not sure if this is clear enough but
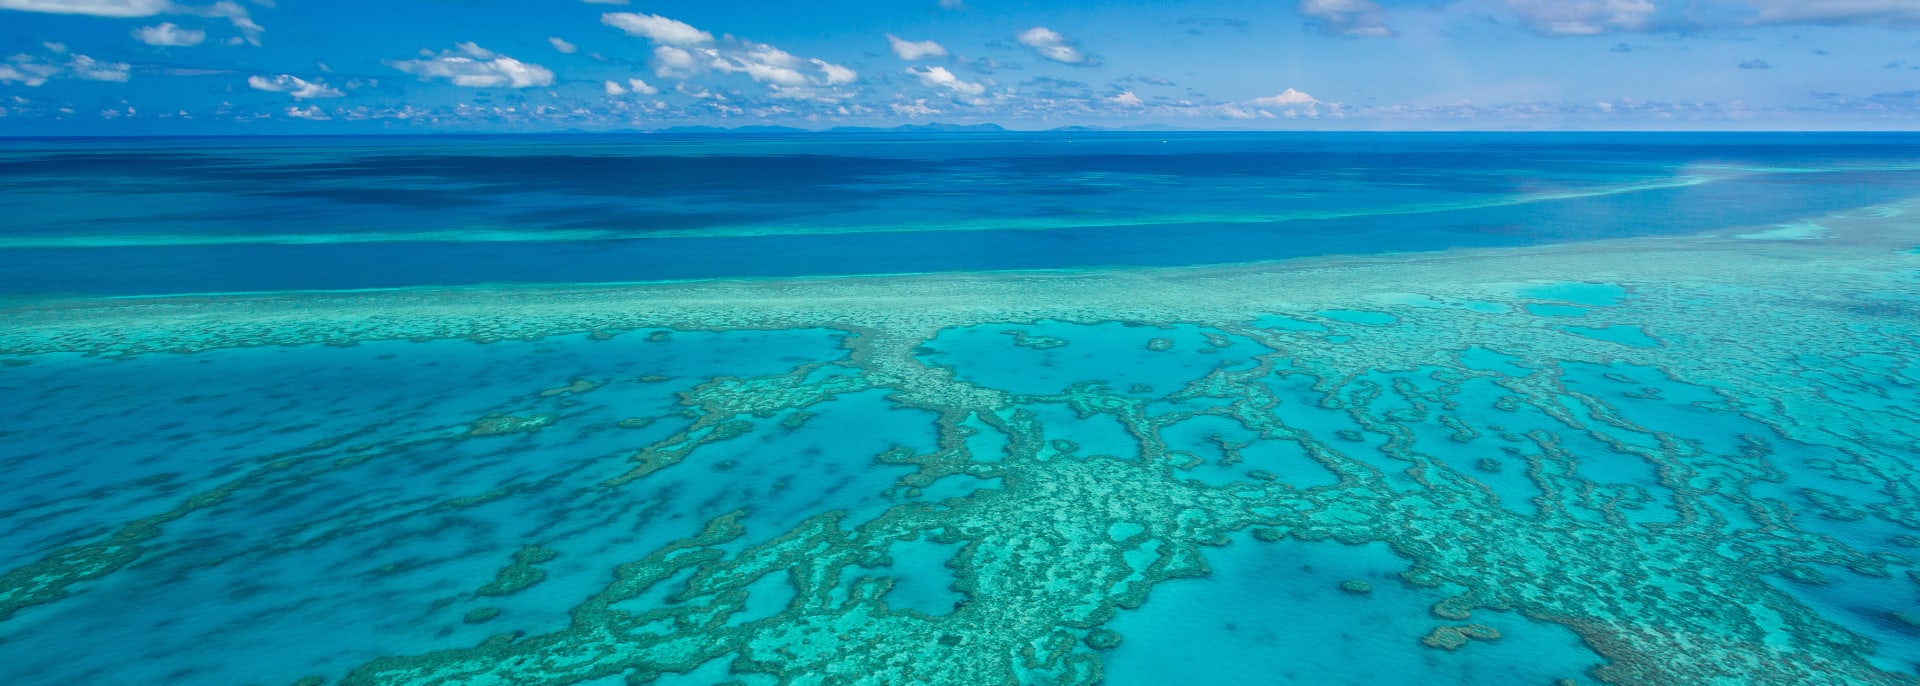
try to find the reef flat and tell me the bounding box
[2,200,1919,685]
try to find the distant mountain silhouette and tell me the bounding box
[615,122,1143,134]
[826,123,1009,133]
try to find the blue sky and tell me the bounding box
[1,0,1918,133]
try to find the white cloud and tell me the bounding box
[1252,88,1318,107]
[185,0,262,45]
[285,105,328,120]
[2,0,262,44]
[1298,0,1392,37]
[812,58,856,85]
[248,73,342,98]
[907,65,984,96]
[711,42,810,86]
[2,51,129,85]
[67,54,129,81]
[652,45,698,77]
[1107,91,1143,107]
[887,34,948,60]
[548,36,577,54]
[602,12,713,46]
[607,14,857,98]
[0,0,172,16]
[1248,88,1325,118]
[454,41,493,59]
[711,47,855,89]
[390,44,555,88]
[134,21,204,46]
[604,77,658,95]
[1016,26,1091,65]
[1504,0,1657,35]
[891,99,941,116]
[0,60,58,87]
[1748,0,1920,27]
[42,41,66,53]
[765,83,858,102]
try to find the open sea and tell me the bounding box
[2,132,1919,685]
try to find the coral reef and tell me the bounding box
[1,201,1918,685]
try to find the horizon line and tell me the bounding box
[6,128,1920,140]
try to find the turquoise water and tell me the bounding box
[1103,535,1607,685]
[3,133,1920,685]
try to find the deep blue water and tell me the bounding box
[4,132,1920,295]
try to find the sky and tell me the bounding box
[1,0,1918,133]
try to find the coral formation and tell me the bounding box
[1,201,1918,685]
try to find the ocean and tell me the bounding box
[1,132,1918,685]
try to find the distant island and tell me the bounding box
[650,123,1012,134]
[546,123,1211,136]
[628,123,1189,134]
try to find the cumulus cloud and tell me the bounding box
[712,43,815,86]
[390,44,554,88]
[1017,26,1093,65]
[651,45,698,78]
[3,0,263,44]
[200,0,262,44]
[675,82,717,99]
[887,34,948,60]
[1504,0,1656,35]
[606,13,859,99]
[248,73,342,98]
[603,77,658,95]
[134,21,204,46]
[1252,88,1319,107]
[285,105,327,119]
[891,98,941,116]
[602,12,713,45]
[1107,91,1143,107]
[0,51,128,85]
[812,58,856,85]
[548,36,577,54]
[67,54,129,81]
[1298,0,1392,37]
[0,59,58,86]
[1249,88,1325,117]
[907,65,984,96]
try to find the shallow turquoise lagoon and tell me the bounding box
[1103,535,1608,686]
[1518,282,1630,307]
